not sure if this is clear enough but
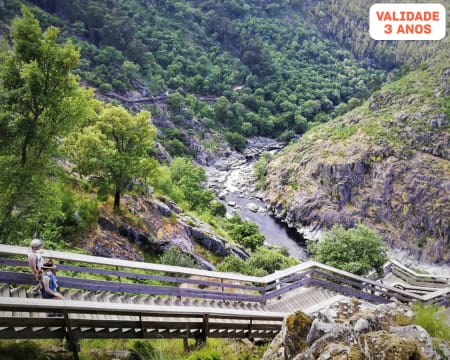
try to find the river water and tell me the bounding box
[205,138,308,261]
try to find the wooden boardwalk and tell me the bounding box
[0,244,449,359]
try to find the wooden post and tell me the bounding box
[247,319,253,340]
[195,314,209,347]
[115,266,121,283]
[64,311,80,360]
[139,313,146,338]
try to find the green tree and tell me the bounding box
[65,105,157,211]
[225,132,247,152]
[0,7,92,241]
[0,6,91,166]
[169,158,214,211]
[307,224,387,276]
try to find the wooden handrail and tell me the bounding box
[0,244,448,306]
[0,244,264,283]
[390,260,450,284]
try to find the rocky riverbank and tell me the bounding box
[205,137,308,260]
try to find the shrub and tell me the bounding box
[209,200,226,217]
[226,219,265,252]
[307,224,387,276]
[254,152,273,184]
[0,341,43,360]
[129,340,155,360]
[160,247,200,269]
[216,255,266,277]
[247,247,298,274]
[225,132,247,152]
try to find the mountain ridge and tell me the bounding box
[265,55,450,264]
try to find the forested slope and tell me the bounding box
[1,0,447,142]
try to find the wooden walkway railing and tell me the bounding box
[0,245,448,306]
[0,244,449,359]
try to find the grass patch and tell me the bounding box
[413,303,450,340]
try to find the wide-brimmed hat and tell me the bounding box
[30,238,43,248]
[41,260,56,269]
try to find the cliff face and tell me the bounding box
[265,59,450,264]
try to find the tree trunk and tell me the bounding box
[114,188,121,212]
[21,141,27,166]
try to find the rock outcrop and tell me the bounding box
[80,194,248,268]
[265,59,450,264]
[262,298,442,360]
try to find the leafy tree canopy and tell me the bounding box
[64,104,157,211]
[0,6,92,242]
[307,224,387,276]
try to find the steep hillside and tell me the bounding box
[303,0,450,69]
[265,55,450,264]
[1,0,445,142]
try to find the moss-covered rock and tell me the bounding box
[360,330,425,360]
[263,299,437,360]
[284,311,312,359]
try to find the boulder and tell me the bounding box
[353,317,370,334]
[306,318,344,346]
[98,217,116,232]
[359,331,424,360]
[266,299,433,360]
[187,225,228,256]
[154,201,172,217]
[284,311,312,359]
[247,202,259,212]
[167,200,182,214]
[390,325,437,359]
[262,332,284,360]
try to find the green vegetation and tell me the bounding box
[217,246,298,276]
[64,104,157,211]
[0,337,267,360]
[225,215,265,252]
[0,340,58,360]
[308,0,448,70]
[0,9,217,248]
[0,6,93,243]
[160,247,200,269]
[150,157,214,212]
[413,303,450,341]
[254,152,273,188]
[307,224,387,276]
[0,0,397,141]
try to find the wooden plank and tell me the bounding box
[0,327,66,340]
[390,260,450,282]
[263,278,311,301]
[0,297,288,319]
[310,278,392,304]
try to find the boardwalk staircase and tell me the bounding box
[0,245,449,359]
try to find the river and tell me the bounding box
[205,137,308,261]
